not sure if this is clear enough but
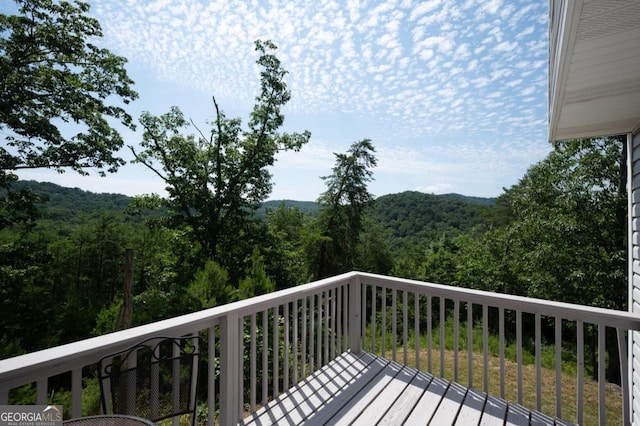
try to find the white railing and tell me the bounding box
[1,272,638,426]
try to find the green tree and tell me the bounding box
[130,40,310,280]
[0,0,137,228]
[307,139,377,278]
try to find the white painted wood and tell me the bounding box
[71,368,82,418]
[241,352,375,426]
[392,289,397,362]
[467,301,473,388]
[429,380,467,424]
[349,364,417,425]
[516,309,523,405]
[249,313,256,411]
[483,304,489,393]
[328,361,402,425]
[273,305,279,397]
[479,395,507,426]
[555,317,562,419]
[599,324,606,425]
[381,286,387,357]
[302,354,390,426]
[207,326,216,426]
[577,320,584,426]
[535,313,541,411]
[283,302,289,390]
[454,298,459,382]
[455,387,486,425]
[348,276,361,354]
[427,294,432,373]
[261,309,268,407]
[403,290,408,366]
[529,409,557,426]
[415,293,420,370]
[403,374,450,424]
[377,370,433,425]
[292,300,298,384]
[440,296,445,378]
[505,401,530,426]
[371,285,376,353]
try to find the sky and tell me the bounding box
[8,0,552,202]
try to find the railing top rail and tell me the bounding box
[0,272,355,390]
[358,272,640,330]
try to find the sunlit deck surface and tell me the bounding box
[241,351,575,426]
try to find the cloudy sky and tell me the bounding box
[9,0,551,201]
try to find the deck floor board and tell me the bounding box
[241,351,576,425]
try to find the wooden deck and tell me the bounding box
[240,351,575,426]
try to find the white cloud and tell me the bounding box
[9,0,551,200]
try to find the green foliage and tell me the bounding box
[308,139,377,279]
[130,40,310,281]
[0,0,137,185]
[187,260,235,309]
[371,191,490,249]
[238,248,275,299]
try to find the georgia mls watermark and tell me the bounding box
[0,406,62,426]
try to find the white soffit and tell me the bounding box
[549,0,640,141]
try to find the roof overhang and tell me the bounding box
[548,0,640,141]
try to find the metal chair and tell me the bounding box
[98,336,201,426]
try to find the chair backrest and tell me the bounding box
[98,336,201,426]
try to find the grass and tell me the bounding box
[363,321,622,426]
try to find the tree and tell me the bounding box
[455,136,627,382]
[130,40,310,280]
[307,139,377,278]
[0,0,137,224]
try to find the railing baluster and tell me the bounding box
[250,313,257,411]
[36,378,46,405]
[555,317,562,419]
[440,296,445,378]
[302,297,307,378]
[403,289,408,366]
[343,284,349,351]
[517,309,523,405]
[617,327,630,426]
[360,283,367,351]
[415,292,420,370]
[309,294,315,371]
[483,304,488,394]
[500,307,505,399]
[382,287,387,358]
[262,309,268,407]
[467,301,473,388]
[336,287,342,355]
[427,294,432,373]
[71,367,82,419]
[317,293,322,369]
[324,290,329,365]
[371,285,377,353]
[392,289,397,362]
[293,300,298,384]
[208,326,216,426]
[284,302,290,390]
[273,306,279,397]
[331,288,336,358]
[577,319,584,425]
[598,324,606,426]
[173,335,182,426]
[349,276,362,353]
[454,298,459,383]
[535,313,541,411]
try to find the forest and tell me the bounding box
[0,0,628,397]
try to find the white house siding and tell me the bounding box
[631,131,640,425]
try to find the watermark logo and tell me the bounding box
[0,406,62,426]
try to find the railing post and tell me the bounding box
[349,274,362,353]
[219,312,241,426]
